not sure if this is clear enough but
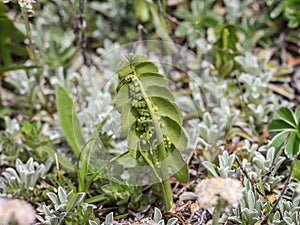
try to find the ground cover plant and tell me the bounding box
[0,0,300,224]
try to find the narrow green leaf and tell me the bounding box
[56,85,85,158]
[74,192,85,207]
[66,192,77,212]
[174,10,194,20]
[85,194,107,204]
[134,0,150,22]
[0,65,38,73]
[285,131,300,159]
[288,18,299,29]
[60,46,77,63]
[270,2,285,18]
[148,3,169,41]
[295,106,300,124]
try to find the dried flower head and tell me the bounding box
[18,0,36,9]
[3,0,36,10]
[195,177,243,208]
[0,198,35,225]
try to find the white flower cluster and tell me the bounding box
[3,0,36,10]
[195,177,243,208]
[0,198,35,225]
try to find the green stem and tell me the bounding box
[20,7,46,115]
[20,7,43,82]
[212,202,223,225]
[134,73,173,211]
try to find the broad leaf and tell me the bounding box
[66,192,85,212]
[116,54,188,186]
[135,62,159,75]
[268,119,295,132]
[202,161,218,177]
[268,131,289,155]
[151,97,182,123]
[56,85,85,158]
[118,57,158,79]
[162,116,187,152]
[120,101,136,135]
[296,106,300,128]
[276,107,297,127]
[167,218,178,225]
[146,86,175,101]
[46,192,59,206]
[292,159,300,182]
[285,131,300,159]
[0,3,27,66]
[167,148,189,183]
[139,73,169,89]
[105,212,114,225]
[116,54,189,211]
[127,130,140,159]
[58,186,68,204]
[154,207,162,222]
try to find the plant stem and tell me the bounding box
[212,202,222,225]
[134,72,173,211]
[20,7,46,115]
[20,7,43,83]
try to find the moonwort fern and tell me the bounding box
[116,53,189,210]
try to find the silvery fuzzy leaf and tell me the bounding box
[179,192,198,201]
